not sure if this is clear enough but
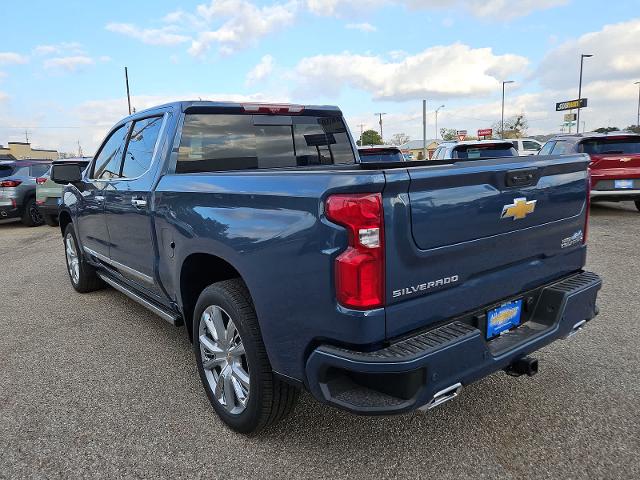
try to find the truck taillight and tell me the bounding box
[0,180,21,187]
[326,193,384,310]
[584,169,591,244]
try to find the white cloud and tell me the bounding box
[0,52,28,65]
[537,18,640,89]
[345,22,377,32]
[33,42,84,56]
[306,0,566,19]
[43,56,95,72]
[188,0,298,56]
[294,44,529,101]
[246,55,275,85]
[106,23,190,46]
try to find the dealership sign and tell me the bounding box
[478,128,492,137]
[564,113,577,122]
[556,98,588,111]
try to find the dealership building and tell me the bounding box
[0,141,58,160]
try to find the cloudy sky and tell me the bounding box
[1,0,639,153]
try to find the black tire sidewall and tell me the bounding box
[22,198,43,227]
[192,283,266,433]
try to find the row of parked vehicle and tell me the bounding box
[360,132,640,211]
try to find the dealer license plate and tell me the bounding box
[614,179,634,189]
[487,300,523,339]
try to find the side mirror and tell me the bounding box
[51,163,83,185]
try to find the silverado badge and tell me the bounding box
[501,197,536,220]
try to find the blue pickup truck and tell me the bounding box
[52,101,601,434]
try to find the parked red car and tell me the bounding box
[539,132,640,211]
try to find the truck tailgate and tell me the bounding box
[383,154,590,338]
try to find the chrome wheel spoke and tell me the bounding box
[228,342,245,357]
[232,364,250,390]
[223,368,236,409]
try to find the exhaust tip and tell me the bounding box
[420,382,463,411]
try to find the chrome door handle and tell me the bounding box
[131,198,147,208]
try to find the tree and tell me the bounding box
[594,126,619,133]
[626,125,640,134]
[388,133,410,146]
[357,129,383,146]
[492,113,528,139]
[440,128,458,141]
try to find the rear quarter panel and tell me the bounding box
[153,169,387,380]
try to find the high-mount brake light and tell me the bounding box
[325,193,384,310]
[241,103,305,114]
[0,180,22,187]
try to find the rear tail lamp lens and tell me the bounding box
[0,180,22,187]
[326,193,384,309]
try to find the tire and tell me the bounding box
[43,213,59,227]
[635,200,640,212]
[193,279,299,434]
[21,198,44,227]
[63,224,104,293]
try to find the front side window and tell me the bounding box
[176,114,355,173]
[30,164,50,177]
[121,116,163,178]
[93,124,129,179]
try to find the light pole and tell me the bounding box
[501,80,514,139]
[374,113,387,142]
[635,81,640,128]
[435,105,445,139]
[576,54,592,134]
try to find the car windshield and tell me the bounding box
[578,137,640,155]
[0,165,15,178]
[358,148,405,163]
[452,144,517,159]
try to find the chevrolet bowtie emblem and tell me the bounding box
[501,197,537,220]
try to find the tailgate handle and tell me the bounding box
[506,168,538,188]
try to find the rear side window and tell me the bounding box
[0,165,15,178]
[176,114,355,173]
[452,144,516,159]
[93,124,129,179]
[511,140,520,150]
[121,116,163,178]
[523,140,541,151]
[30,164,50,177]
[578,137,640,155]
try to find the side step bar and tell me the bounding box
[97,272,182,326]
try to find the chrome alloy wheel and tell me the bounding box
[198,305,250,414]
[65,234,80,285]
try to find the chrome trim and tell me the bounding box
[83,246,154,285]
[420,382,463,411]
[565,319,587,339]
[591,189,640,197]
[97,272,179,325]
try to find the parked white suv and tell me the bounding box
[510,138,543,156]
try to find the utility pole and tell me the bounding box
[422,100,426,160]
[501,80,514,139]
[635,81,640,127]
[77,140,83,157]
[576,54,593,134]
[125,66,132,115]
[374,113,386,142]
[24,129,29,143]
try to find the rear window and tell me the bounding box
[452,144,517,159]
[176,114,355,173]
[0,165,15,178]
[358,148,404,163]
[578,137,640,155]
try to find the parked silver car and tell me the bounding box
[0,159,51,226]
[431,140,518,160]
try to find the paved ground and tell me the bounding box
[1,203,639,480]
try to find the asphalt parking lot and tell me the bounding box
[1,203,639,480]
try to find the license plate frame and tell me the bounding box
[486,299,523,339]
[614,179,634,189]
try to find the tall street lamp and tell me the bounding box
[435,105,445,139]
[501,80,514,139]
[635,81,640,128]
[576,54,593,134]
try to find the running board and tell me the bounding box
[97,272,182,326]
